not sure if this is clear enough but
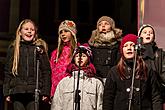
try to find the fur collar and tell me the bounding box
[88,30,121,47]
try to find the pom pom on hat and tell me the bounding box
[120,34,137,55]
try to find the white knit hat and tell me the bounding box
[58,20,77,41]
[138,24,155,41]
[56,20,77,62]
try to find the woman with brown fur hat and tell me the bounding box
[88,16,122,82]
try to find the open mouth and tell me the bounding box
[61,36,67,40]
[102,29,106,31]
[78,61,83,64]
[146,37,150,40]
[25,34,32,38]
[101,29,106,32]
[62,37,67,40]
[126,52,133,55]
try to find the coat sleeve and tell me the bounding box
[103,69,116,110]
[96,79,104,110]
[160,49,165,84]
[3,46,14,96]
[149,68,163,110]
[39,52,51,96]
[51,81,63,110]
[50,50,57,97]
[50,50,57,70]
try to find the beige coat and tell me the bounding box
[51,70,104,110]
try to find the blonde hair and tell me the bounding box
[11,19,45,76]
[55,20,77,62]
[56,33,77,62]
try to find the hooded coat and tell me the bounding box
[88,16,122,78]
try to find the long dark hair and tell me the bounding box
[117,56,147,80]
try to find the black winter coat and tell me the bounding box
[103,65,163,110]
[3,42,51,97]
[90,44,120,78]
[142,43,165,102]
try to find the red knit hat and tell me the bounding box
[120,34,137,55]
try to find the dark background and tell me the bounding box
[0,0,137,59]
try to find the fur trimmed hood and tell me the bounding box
[88,29,122,47]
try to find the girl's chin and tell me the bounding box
[62,39,70,42]
[125,56,134,59]
[24,38,33,42]
[23,36,34,41]
[144,40,152,44]
[76,64,86,67]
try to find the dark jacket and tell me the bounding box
[142,43,165,102]
[0,62,4,87]
[90,43,120,78]
[103,65,163,110]
[3,42,51,97]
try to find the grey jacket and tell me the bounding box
[51,70,104,110]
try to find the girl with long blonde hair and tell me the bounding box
[3,19,51,110]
